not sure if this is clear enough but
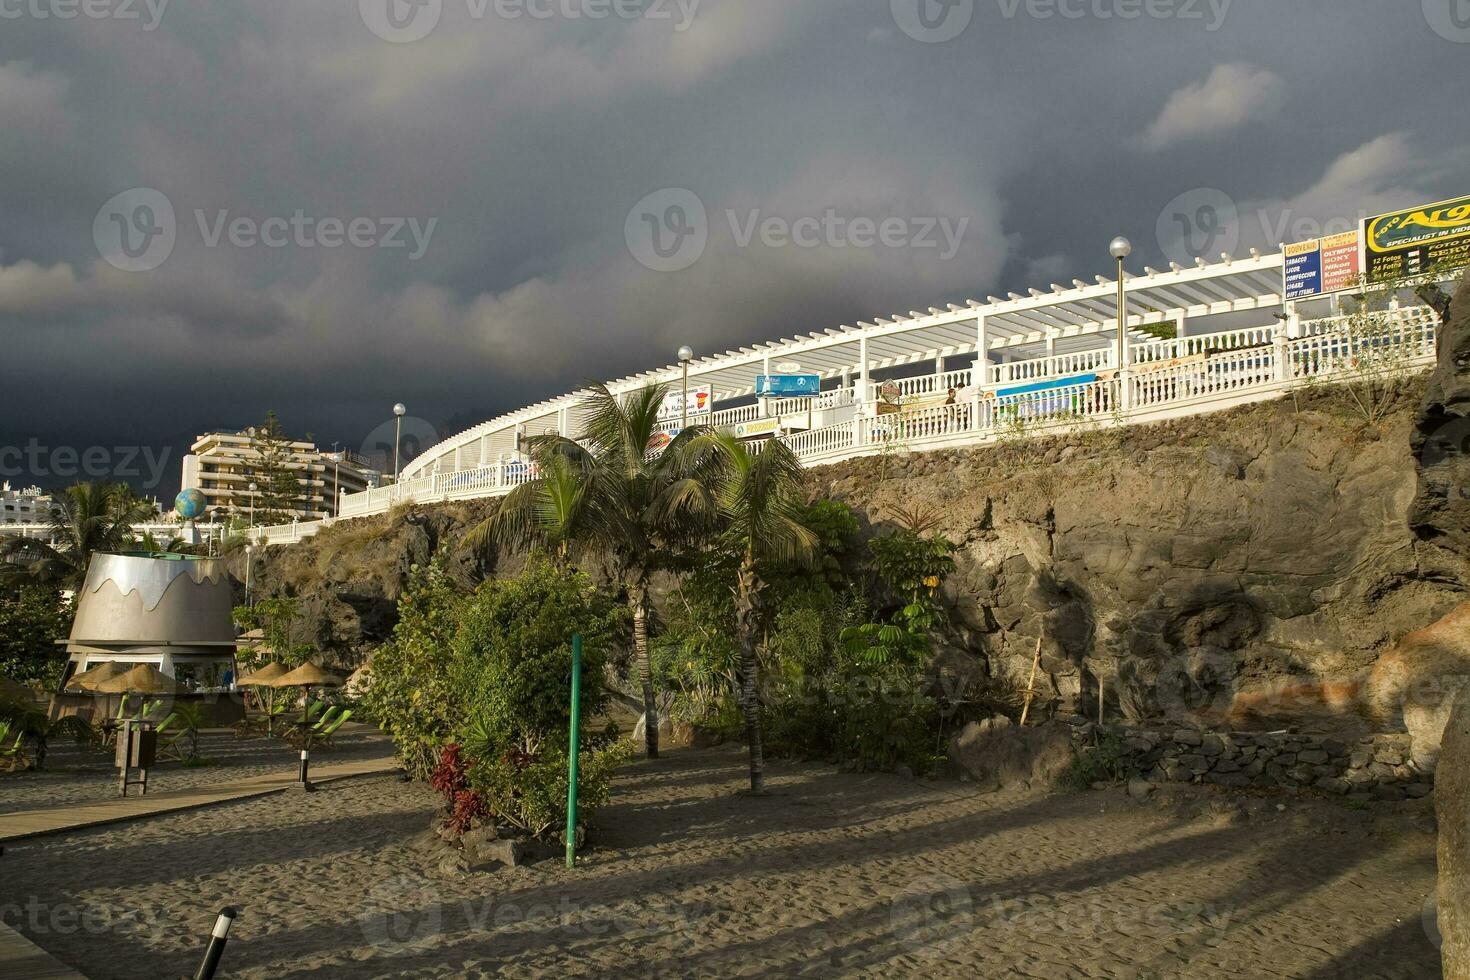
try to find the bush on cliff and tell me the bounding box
[655,502,967,774]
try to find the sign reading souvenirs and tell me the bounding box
[1364,194,1470,282]
[756,375,822,397]
[1283,231,1362,299]
[1283,239,1322,299]
[657,386,711,422]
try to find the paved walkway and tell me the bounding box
[0,755,397,844]
[0,923,87,979]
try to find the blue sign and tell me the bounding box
[757,375,822,397]
[1284,239,1324,300]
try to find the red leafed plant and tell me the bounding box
[448,789,488,834]
[430,744,468,802]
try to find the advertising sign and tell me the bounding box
[1283,239,1323,299]
[1284,232,1363,299]
[658,386,712,422]
[1319,231,1361,293]
[1364,194,1470,282]
[756,375,822,397]
[731,419,781,439]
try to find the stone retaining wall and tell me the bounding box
[1067,719,1432,801]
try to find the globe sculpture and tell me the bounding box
[175,488,206,520]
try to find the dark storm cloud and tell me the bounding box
[1,0,1467,496]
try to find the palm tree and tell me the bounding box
[468,383,716,758]
[0,482,155,588]
[687,432,817,793]
[0,697,95,771]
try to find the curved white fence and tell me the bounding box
[255,306,1439,545]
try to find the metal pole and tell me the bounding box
[192,907,237,980]
[393,415,402,483]
[565,633,583,869]
[1117,256,1126,372]
[681,362,689,430]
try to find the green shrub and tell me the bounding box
[1059,732,1137,790]
[360,558,466,779]
[368,554,633,839]
[467,739,632,839]
[452,558,624,753]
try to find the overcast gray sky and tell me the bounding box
[2,0,1467,497]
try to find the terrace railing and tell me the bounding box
[263,306,1439,540]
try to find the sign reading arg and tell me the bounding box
[1364,194,1470,282]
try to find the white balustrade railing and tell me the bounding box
[255,307,1438,539]
[990,350,1113,385]
[889,368,974,400]
[1130,325,1276,365]
[770,386,857,417]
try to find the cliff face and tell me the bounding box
[238,498,508,663]
[1413,272,1470,556]
[254,315,1468,728]
[814,383,1465,723]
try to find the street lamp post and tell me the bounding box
[392,403,407,484]
[677,346,695,429]
[1110,236,1133,410]
[248,481,257,537]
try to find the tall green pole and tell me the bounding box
[565,633,583,869]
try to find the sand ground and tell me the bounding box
[0,744,1443,978]
[0,729,391,815]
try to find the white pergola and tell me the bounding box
[404,249,1288,478]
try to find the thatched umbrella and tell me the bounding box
[90,664,180,721]
[265,662,344,726]
[66,661,129,692]
[237,661,289,733]
[91,665,179,695]
[237,662,288,686]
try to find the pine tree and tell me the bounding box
[249,411,305,525]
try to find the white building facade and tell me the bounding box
[0,482,55,525]
[180,432,380,522]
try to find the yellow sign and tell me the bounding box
[1365,194,1470,281]
[731,419,780,439]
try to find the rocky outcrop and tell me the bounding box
[236,498,509,666]
[1413,271,1470,557]
[1365,601,1470,770]
[1438,689,1470,979]
[817,382,1464,726]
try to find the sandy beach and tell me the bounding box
[0,744,1441,978]
[0,729,392,816]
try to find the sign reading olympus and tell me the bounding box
[1284,231,1360,300]
[1365,194,1470,282]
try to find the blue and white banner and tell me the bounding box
[756,375,822,397]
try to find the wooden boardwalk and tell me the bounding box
[0,755,397,844]
[0,923,88,979]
